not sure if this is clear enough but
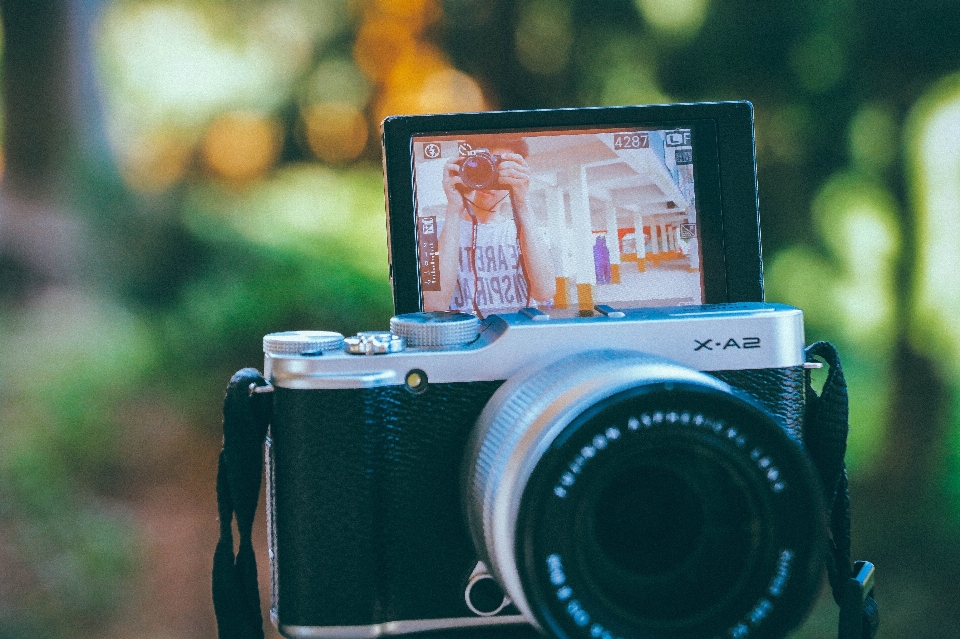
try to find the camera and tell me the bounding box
[262,303,828,639]
[457,148,503,191]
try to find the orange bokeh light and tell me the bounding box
[382,41,449,94]
[370,0,441,30]
[353,17,418,81]
[201,111,283,184]
[118,130,195,193]
[354,0,489,129]
[374,42,481,121]
[374,43,488,121]
[417,68,488,113]
[302,102,369,163]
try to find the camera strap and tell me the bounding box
[461,193,533,319]
[804,342,879,639]
[213,367,273,639]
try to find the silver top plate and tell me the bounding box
[266,303,805,389]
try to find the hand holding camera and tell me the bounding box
[446,149,532,209]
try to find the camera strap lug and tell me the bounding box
[839,561,878,639]
[249,381,275,395]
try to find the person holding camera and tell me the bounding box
[423,137,556,317]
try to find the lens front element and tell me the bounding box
[463,351,825,639]
[460,151,499,190]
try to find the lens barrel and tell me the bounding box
[463,351,826,639]
[460,151,499,190]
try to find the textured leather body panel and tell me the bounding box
[709,365,806,440]
[270,364,806,628]
[271,381,503,627]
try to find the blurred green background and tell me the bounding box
[2,0,960,637]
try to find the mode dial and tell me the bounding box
[389,311,480,348]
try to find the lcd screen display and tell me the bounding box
[410,127,704,318]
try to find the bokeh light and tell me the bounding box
[301,58,372,110]
[353,15,420,82]
[790,31,846,94]
[767,172,900,343]
[372,0,442,25]
[376,41,449,114]
[416,68,488,113]
[906,72,960,518]
[515,0,573,76]
[114,127,195,193]
[201,110,282,183]
[578,34,667,107]
[754,104,811,166]
[353,0,490,123]
[302,102,369,163]
[99,3,276,125]
[634,0,710,37]
[849,103,898,173]
[96,0,339,192]
[765,173,900,473]
[184,164,388,280]
[907,73,960,374]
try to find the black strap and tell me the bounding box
[805,342,879,639]
[213,368,272,639]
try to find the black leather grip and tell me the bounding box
[270,381,503,627]
[709,365,806,440]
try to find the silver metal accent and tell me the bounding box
[464,561,512,617]
[269,369,399,390]
[667,305,777,317]
[463,351,734,625]
[266,303,807,389]
[390,311,480,348]
[264,331,345,356]
[345,332,406,355]
[249,382,275,395]
[520,307,550,321]
[278,615,528,638]
[803,361,824,370]
[594,304,626,318]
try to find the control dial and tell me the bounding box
[389,311,480,348]
[263,331,344,356]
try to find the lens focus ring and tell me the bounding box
[462,350,827,639]
[463,350,733,623]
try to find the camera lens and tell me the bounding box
[463,351,826,639]
[460,152,498,190]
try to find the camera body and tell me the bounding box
[457,148,503,191]
[264,303,827,639]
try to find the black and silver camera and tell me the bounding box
[263,304,828,639]
[457,148,503,191]
[213,103,876,639]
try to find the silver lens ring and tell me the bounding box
[463,350,732,625]
[462,349,826,638]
